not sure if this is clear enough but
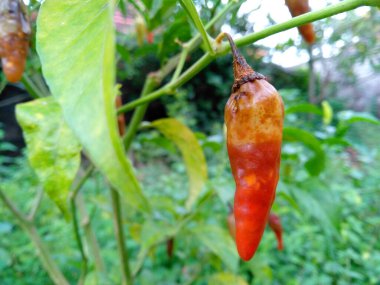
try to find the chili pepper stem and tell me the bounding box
[216,32,254,80]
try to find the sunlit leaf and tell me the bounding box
[16,97,81,218]
[208,273,248,285]
[150,118,208,209]
[283,127,325,176]
[191,224,239,271]
[36,0,150,213]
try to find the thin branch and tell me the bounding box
[21,74,44,99]
[123,76,158,149]
[69,165,95,285]
[77,194,106,275]
[0,189,29,224]
[28,187,44,221]
[72,165,95,199]
[71,197,88,285]
[170,49,188,83]
[110,188,133,285]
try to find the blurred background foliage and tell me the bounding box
[0,0,379,284]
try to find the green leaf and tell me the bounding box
[286,103,323,116]
[322,100,333,125]
[291,188,339,238]
[36,0,150,213]
[191,224,239,271]
[208,273,248,285]
[150,118,208,209]
[16,97,81,218]
[283,127,325,176]
[337,110,380,125]
[337,110,380,136]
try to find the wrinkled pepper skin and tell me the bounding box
[285,0,315,44]
[268,213,284,250]
[224,34,284,261]
[0,0,30,82]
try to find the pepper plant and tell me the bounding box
[0,0,379,284]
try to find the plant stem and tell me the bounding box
[170,49,188,83]
[179,0,214,54]
[27,187,44,221]
[21,74,43,99]
[72,165,95,198]
[110,187,133,285]
[69,165,95,284]
[0,189,70,285]
[123,76,158,149]
[71,196,88,285]
[117,0,378,113]
[118,53,213,113]
[77,194,106,275]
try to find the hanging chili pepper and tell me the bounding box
[0,0,30,82]
[285,0,316,45]
[268,213,284,250]
[222,33,284,261]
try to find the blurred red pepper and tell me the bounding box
[268,213,284,250]
[285,0,316,44]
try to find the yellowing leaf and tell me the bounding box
[150,118,207,209]
[16,97,81,218]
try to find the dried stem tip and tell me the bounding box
[220,33,265,92]
[223,33,254,80]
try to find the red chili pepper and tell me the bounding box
[0,0,30,82]
[285,0,316,45]
[268,213,284,250]
[223,33,284,261]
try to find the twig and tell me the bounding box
[110,188,133,285]
[0,189,29,224]
[71,196,88,285]
[69,165,95,284]
[123,76,158,149]
[77,194,106,275]
[28,187,44,221]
